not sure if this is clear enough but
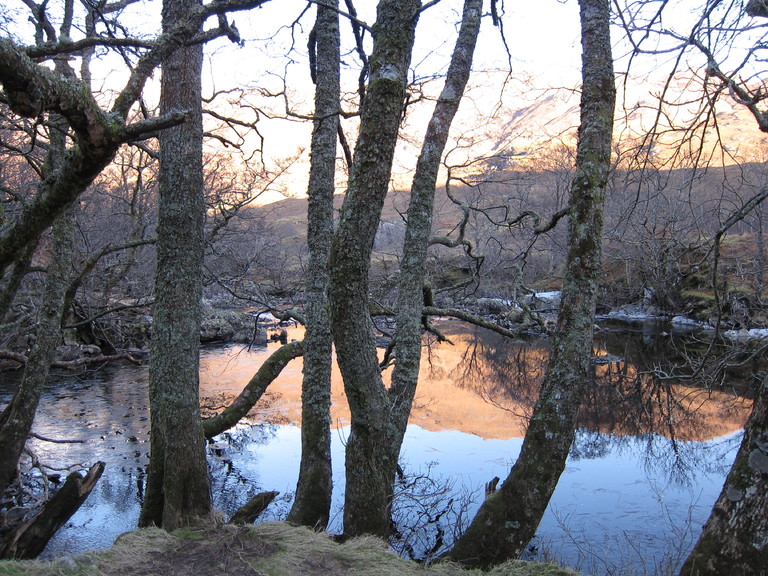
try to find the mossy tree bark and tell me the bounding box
[0,209,73,497]
[0,211,73,496]
[138,0,211,530]
[679,380,768,575]
[0,93,74,497]
[328,0,421,539]
[287,0,339,529]
[676,7,768,574]
[388,0,483,476]
[328,0,482,539]
[448,0,615,567]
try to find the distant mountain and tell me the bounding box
[484,74,768,164]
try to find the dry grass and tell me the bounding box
[0,522,581,576]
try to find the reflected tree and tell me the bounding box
[0,0,275,540]
[613,2,768,572]
[328,0,484,538]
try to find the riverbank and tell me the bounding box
[0,522,579,576]
[2,289,762,373]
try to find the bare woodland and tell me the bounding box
[0,0,767,575]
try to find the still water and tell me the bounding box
[0,320,753,575]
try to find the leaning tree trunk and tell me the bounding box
[287,0,340,529]
[328,0,421,539]
[138,0,211,530]
[0,112,73,497]
[678,380,768,575]
[388,0,483,481]
[0,211,72,496]
[448,0,615,567]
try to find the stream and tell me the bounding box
[0,319,754,576]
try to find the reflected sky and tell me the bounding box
[0,319,753,575]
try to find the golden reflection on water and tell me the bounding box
[199,321,752,441]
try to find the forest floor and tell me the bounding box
[0,522,580,576]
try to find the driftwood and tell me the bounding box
[229,491,279,525]
[0,461,105,559]
[0,349,141,369]
[52,353,142,369]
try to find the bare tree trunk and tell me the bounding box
[388,0,483,479]
[328,0,482,539]
[755,206,764,301]
[328,0,421,539]
[287,0,340,529]
[0,112,73,496]
[679,381,768,575]
[0,212,72,496]
[448,0,615,567]
[138,0,211,530]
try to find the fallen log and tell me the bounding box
[202,340,303,439]
[0,461,105,559]
[0,350,141,369]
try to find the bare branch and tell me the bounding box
[24,37,153,60]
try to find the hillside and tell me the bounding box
[238,161,767,322]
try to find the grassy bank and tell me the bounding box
[0,522,580,576]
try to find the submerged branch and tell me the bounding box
[0,349,142,368]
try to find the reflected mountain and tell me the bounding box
[198,320,752,444]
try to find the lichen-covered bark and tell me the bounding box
[388,0,483,465]
[0,110,73,497]
[138,0,211,531]
[448,0,615,567]
[328,0,421,539]
[679,381,768,575]
[327,0,483,538]
[287,0,339,529]
[0,210,72,496]
[0,38,124,276]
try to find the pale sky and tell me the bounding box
[7,0,761,199]
[195,0,587,198]
[2,0,591,199]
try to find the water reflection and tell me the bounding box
[436,321,751,490]
[428,321,751,441]
[0,320,754,576]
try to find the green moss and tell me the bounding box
[727,452,754,494]
[679,288,715,300]
[170,527,205,540]
[0,564,35,576]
